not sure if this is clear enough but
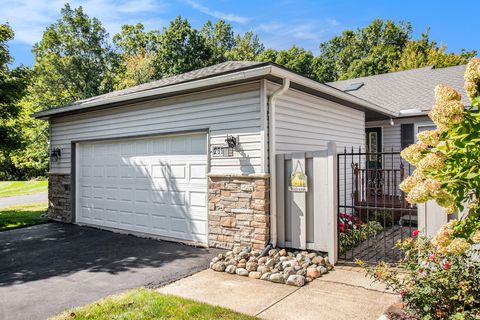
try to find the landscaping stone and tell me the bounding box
[211,262,225,272]
[235,268,249,276]
[210,246,334,287]
[269,273,285,283]
[286,275,305,287]
[225,265,236,274]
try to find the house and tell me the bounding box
[33,61,397,251]
[328,64,470,155]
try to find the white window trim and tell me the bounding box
[414,121,436,141]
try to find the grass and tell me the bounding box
[0,202,48,231]
[51,288,258,320]
[0,181,48,197]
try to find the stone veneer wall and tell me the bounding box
[48,173,72,223]
[208,173,270,250]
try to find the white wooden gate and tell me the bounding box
[275,142,337,262]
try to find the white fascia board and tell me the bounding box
[33,63,399,119]
[33,65,274,119]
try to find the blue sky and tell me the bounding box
[2,0,479,67]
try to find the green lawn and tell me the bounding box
[0,181,48,197]
[51,288,257,320]
[0,202,48,231]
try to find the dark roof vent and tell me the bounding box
[344,82,364,92]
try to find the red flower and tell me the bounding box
[400,290,407,298]
[429,254,435,261]
[412,230,419,237]
[444,260,451,270]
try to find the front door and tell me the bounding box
[366,127,382,197]
[366,127,382,169]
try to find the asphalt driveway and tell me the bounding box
[0,223,222,320]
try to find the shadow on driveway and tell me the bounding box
[0,223,223,320]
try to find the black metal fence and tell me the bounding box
[337,147,417,264]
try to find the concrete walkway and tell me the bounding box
[0,192,47,207]
[158,266,398,320]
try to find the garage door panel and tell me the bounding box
[76,133,208,244]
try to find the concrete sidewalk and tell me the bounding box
[158,266,398,320]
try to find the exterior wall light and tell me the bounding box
[51,148,62,162]
[225,135,238,148]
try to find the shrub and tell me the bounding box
[360,233,480,319]
[339,213,383,253]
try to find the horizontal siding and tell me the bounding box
[268,82,366,214]
[268,82,365,153]
[50,82,263,175]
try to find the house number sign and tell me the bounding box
[211,146,234,158]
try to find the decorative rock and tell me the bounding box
[279,249,287,256]
[211,262,226,272]
[269,273,285,283]
[296,253,303,262]
[233,247,242,254]
[317,266,328,275]
[260,272,271,280]
[268,249,278,257]
[258,257,267,264]
[249,271,262,279]
[286,275,305,287]
[238,251,249,259]
[225,265,237,274]
[312,256,324,265]
[265,258,275,268]
[243,246,252,253]
[283,267,295,277]
[211,257,219,264]
[226,251,233,257]
[306,267,320,279]
[307,252,317,259]
[251,250,260,257]
[246,261,258,272]
[257,266,270,274]
[236,268,249,276]
[305,276,313,283]
[296,269,306,276]
[217,254,225,260]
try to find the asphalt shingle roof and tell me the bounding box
[68,61,265,107]
[327,64,470,113]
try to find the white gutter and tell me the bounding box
[268,78,290,248]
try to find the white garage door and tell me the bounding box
[75,133,208,244]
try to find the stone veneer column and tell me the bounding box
[48,173,72,222]
[208,173,270,250]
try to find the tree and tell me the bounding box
[0,24,31,179]
[258,46,315,78]
[152,17,213,77]
[113,23,159,56]
[114,50,156,90]
[395,32,476,71]
[225,31,264,61]
[314,19,412,81]
[31,4,116,110]
[200,20,235,64]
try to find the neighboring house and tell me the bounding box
[328,65,469,155]
[34,61,396,251]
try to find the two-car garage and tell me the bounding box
[75,132,209,244]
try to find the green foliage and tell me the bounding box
[258,46,315,78]
[0,180,48,197]
[339,220,383,253]
[152,17,213,78]
[31,3,116,110]
[0,24,32,180]
[52,288,258,320]
[361,234,480,319]
[225,31,264,61]
[0,202,48,231]
[200,20,235,64]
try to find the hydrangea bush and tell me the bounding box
[400,58,480,217]
[360,59,480,320]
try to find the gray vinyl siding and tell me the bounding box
[49,82,264,175]
[268,81,366,214]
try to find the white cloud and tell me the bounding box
[0,0,168,45]
[184,0,249,24]
[255,18,343,53]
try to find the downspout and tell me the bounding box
[268,78,290,248]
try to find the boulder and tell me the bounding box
[306,267,320,279]
[269,273,285,283]
[225,265,237,274]
[236,268,249,276]
[211,262,226,272]
[286,275,305,287]
[249,271,262,279]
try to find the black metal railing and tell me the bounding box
[337,147,417,264]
